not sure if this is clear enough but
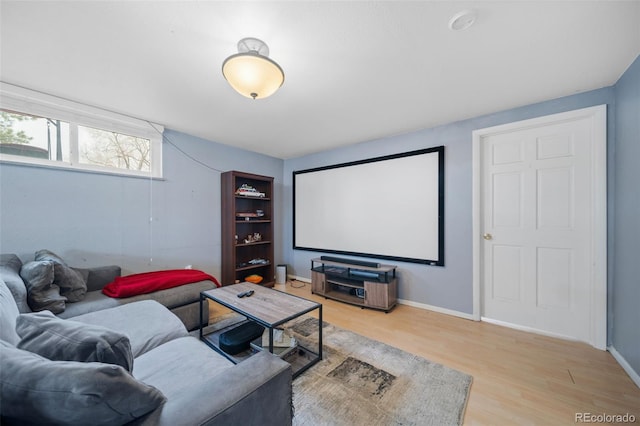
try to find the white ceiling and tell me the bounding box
[1,1,639,159]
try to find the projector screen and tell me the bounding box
[293,147,444,265]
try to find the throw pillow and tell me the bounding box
[19,260,66,314]
[0,279,21,345]
[35,249,87,302]
[0,341,166,426]
[16,310,134,372]
[0,253,30,313]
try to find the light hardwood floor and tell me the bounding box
[254,281,640,425]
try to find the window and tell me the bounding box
[0,111,71,161]
[0,83,163,178]
[77,125,152,172]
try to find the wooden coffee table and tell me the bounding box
[199,282,322,378]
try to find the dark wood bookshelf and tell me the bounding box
[221,171,275,287]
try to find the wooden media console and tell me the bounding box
[310,257,397,312]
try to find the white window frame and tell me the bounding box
[0,82,163,178]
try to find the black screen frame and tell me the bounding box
[292,146,445,266]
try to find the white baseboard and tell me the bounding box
[481,316,587,344]
[289,277,474,320]
[398,298,475,320]
[608,345,640,389]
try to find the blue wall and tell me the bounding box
[612,55,640,376]
[283,88,616,316]
[0,129,284,277]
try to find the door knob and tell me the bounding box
[483,233,493,240]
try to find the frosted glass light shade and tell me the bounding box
[222,51,284,100]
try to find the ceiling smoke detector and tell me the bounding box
[448,10,477,31]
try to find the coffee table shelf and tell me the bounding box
[199,283,323,378]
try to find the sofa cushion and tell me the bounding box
[19,260,66,314]
[0,341,165,426]
[70,300,188,358]
[0,253,30,313]
[169,300,208,332]
[58,280,215,319]
[75,265,122,292]
[132,338,291,426]
[16,310,133,372]
[0,279,20,345]
[35,249,87,302]
[132,336,233,423]
[56,289,121,318]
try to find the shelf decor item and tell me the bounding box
[245,274,263,284]
[234,183,265,197]
[221,171,274,287]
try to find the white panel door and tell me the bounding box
[474,106,607,348]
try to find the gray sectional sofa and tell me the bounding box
[0,253,293,425]
[0,252,215,331]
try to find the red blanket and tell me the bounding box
[102,269,220,298]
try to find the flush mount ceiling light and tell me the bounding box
[222,37,284,100]
[448,9,477,31]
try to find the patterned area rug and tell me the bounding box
[287,317,472,426]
